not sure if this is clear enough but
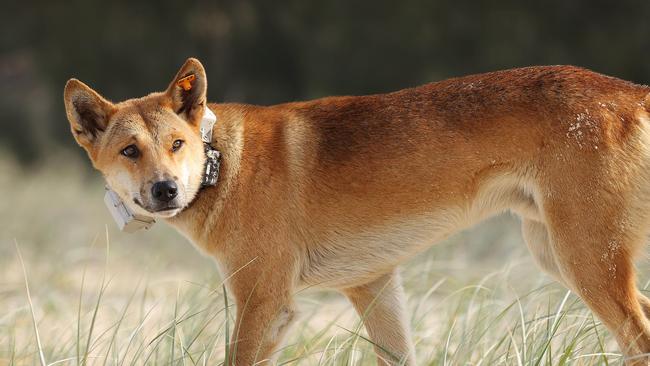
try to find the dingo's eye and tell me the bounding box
[121,144,139,158]
[172,139,184,152]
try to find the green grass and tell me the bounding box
[0,155,643,365]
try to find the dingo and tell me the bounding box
[65,58,650,365]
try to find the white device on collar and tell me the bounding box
[104,107,218,232]
[104,188,156,232]
[200,107,217,143]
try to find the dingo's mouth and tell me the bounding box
[133,198,182,217]
[151,207,182,218]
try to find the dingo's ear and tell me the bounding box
[64,79,116,152]
[166,58,207,125]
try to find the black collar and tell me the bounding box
[201,142,221,187]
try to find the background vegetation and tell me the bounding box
[2,0,650,164]
[2,1,650,365]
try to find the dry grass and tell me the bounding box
[1,154,647,365]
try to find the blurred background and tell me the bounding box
[2,1,650,365]
[2,0,650,165]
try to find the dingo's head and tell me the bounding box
[64,58,209,218]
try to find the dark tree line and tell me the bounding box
[1,0,649,164]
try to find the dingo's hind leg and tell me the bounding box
[522,217,650,327]
[544,196,650,365]
[521,218,567,286]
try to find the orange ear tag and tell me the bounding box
[177,74,196,91]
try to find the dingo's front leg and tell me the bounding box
[342,270,415,366]
[224,255,297,365]
[229,296,296,365]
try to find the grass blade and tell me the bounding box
[15,240,46,366]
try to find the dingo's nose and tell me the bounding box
[151,180,178,202]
